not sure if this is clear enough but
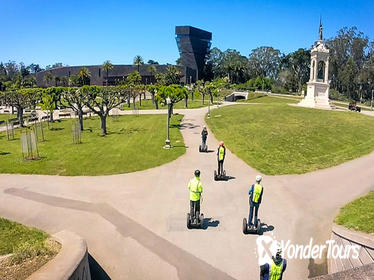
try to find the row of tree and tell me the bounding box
[202,26,374,101]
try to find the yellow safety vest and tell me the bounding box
[269,260,283,280]
[218,146,225,161]
[252,184,263,203]
[188,177,203,201]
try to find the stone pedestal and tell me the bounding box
[298,81,332,109]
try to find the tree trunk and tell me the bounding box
[78,110,84,131]
[11,106,14,114]
[17,107,24,127]
[185,95,188,108]
[191,91,194,101]
[202,94,205,105]
[210,93,213,104]
[155,99,159,109]
[139,94,142,106]
[132,97,136,109]
[100,115,107,135]
[50,111,54,122]
[127,97,130,107]
[169,103,174,116]
[152,93,155,105]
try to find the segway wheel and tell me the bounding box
[223,170,226,177]
[205,145,208,152]
[243,218,248,234]
[187,213,191,229]
[257,219,261,234]
[199,145,202,152]
[199,213,204,229]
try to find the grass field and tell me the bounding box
[207,97,374,174]
[0,114,16,123]
[122,98,214,110]
[0,115,185,175]
[335,191,374,233]
[0,218,60,280]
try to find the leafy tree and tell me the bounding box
[126,71,142,109]
[2,88,40,126]
[102,60,114,86]
[157,66,181,85]
[147,60,159,65]
[147,65,157,84]
[281,48,310,91]
[40,92,55,122]
[248,47,281,80]
[77,67,91,86]
[147,84,159,109]
[43,71,53,87]
[133,55,144,73]
[62,87,86,130]
[156,85,187,115]
[82,86,127,135]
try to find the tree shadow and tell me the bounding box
[180,123,200,130]
[0,152,11,155]
[49,127,64,131]
[202,218,220,230]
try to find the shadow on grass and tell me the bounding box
[0,152,11,155]
[48,127,64,131]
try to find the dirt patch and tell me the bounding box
[0,238,61,280]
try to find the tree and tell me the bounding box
[102,60,114,86]
[248,47,281,80]
[281,48,310,91]
[43,72,53,87]
[147,60,159,65]
[82,86,127,135]
[3,88,40,126]
[77,67,91,86]
[147,84,159,109]
[62,87,86,130]
[40,92,55,122]
[126,71,142,109]
[157,66,181,86]
[147,65,157,85]
[133,55,144,73]
[156,85,187,115]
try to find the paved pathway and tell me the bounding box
[0,104,374,279]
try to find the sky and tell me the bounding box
[1,0,373,68]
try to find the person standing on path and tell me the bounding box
[217,141,226,175]
[188,170,203,220]
[248,175,264,228]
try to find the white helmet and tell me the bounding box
[256,175,262,182]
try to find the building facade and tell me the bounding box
[175,26,212,81]
[35,25,211,87]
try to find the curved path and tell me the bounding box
[1,104,373,279]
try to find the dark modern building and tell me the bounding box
[175,26,212,81]
[35,26,212,87]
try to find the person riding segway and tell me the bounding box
[187,170,204,229]
[260,244,287,280]
[243,175,263,234]
[214,141,226,180]
[199,126,208,152]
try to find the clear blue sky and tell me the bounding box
[1,0,373,67]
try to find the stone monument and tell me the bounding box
[298,20,332,109]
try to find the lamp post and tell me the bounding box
[164,97,171,149]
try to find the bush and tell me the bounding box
[329,89,347,101]
[271,85,289,94]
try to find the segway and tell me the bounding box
[214,169,226,181]
[199,140,208,153]
[242,217,261,234]
[187,202,204,229]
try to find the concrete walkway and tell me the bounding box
[0,105,373,279]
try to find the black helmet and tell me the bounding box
[194,170,200,177]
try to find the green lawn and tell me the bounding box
[0,218,49,256]
[239,95,299,104]
[0,115,185,175]
[0,114,16,123]
[122,98,213,110]
[206,99,374,174]
[335,191,374,233]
